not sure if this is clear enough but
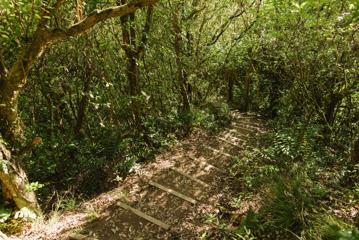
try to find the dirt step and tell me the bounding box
[79,202,168,240]
[152,168,210,201]
[203,140,239,156]
[221,128,251,140]
[149,180,197,204]
[230,122,263,132]
[239,121,263,127]
[230,126,257,135]
[218,134,248,146]
[206,154,233,169]
[197,145,233,160]
[117,201,170,230]
[170,167,210,187]
[216,136,246,150]
[173,156,225,184]
[131,184,193,226]
[232,119,263,126]
[219,130,249,141]
[230,112,260,119]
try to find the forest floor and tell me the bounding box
[15,112,267,240]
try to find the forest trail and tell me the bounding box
[22,111,267,240]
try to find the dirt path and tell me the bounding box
[19,111,266,240]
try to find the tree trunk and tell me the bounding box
[121,11,142,126]
[352,136,359,165]
[244,72,250,112]
[228,77,234,106]
[74,76,91,138]
[0,141,42,216]
[172,10,190,114]
[75,47,92,137]
[0,28,49,143]
[120,3,153,126]
[325,93,341,126]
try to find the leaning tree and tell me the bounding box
[0,0,158,216]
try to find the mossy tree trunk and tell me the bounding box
[0,140,42,216]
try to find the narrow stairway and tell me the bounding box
[68,111,266,240]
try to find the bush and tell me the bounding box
[192,101,231,133]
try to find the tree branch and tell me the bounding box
[183,6,206,21]
[207,0,257,46]
[48,0,159,43]
[75,0,84,22]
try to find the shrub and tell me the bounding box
[261,171,315,233]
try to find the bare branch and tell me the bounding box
[75,0,84,22]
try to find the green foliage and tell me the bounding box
[25,182,44,192]
[261,172,315,232]
[234,226,256,240]
[192,102,231,133]
[0,206,35,234]
[0,205,11,223]
[56,195,78,212]
[304,215,359,240]
[240,208,260,232]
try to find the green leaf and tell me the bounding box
[0,206,11,223]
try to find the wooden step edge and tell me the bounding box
[223,128,250,138]
[216,137,244,149]
[69,233,98,240]
[117,201,171,230]
[232,126,264,135]
[203,146,233,158]
[186,156,225,173]
[219,133,247,142]
[231,116,256,120]
[232,126,257,133]
[232,120,261,126]
[232,123,265,133]
[148,180,197,204]
[170,167,210,187]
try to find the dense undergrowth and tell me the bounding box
[25,102,231,204]
[227,123,359,240]
[202,117,358,240]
